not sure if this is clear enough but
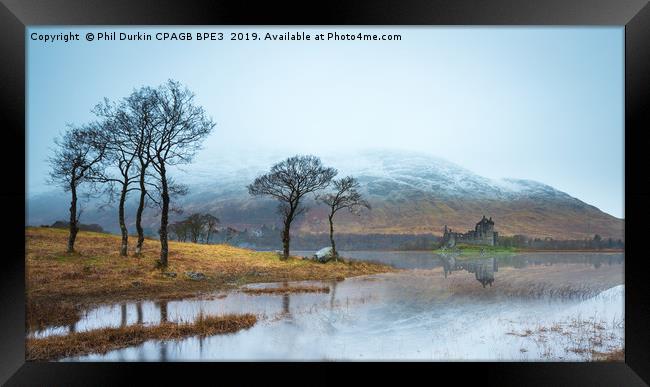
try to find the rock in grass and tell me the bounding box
[163,272,177,278]
[185,271,206,281]
[313,247,335,263]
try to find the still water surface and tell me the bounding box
[43,252,623,361]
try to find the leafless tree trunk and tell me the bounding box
[281,210,295,259]
[118,184,129,256]
[135,169,147,255]
[67,180,79,253]
[328,213,337,260]
[158,164,170,266]
[317,176,370,263]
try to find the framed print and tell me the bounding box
[1,0,649,385]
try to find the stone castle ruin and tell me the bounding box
[442,216,498,247]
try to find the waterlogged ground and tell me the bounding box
[33,252,623,361]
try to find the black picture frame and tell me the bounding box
[2,0,649,385]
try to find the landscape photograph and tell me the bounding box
[25,26,624,361]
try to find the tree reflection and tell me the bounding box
[330,280,338,309]
[120,303,127,327]
[156,300,169,323]
[136,302,143,324]
[160,340,168,361]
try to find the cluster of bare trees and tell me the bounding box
[169,213,220,244]
[248,155,370,260]
[49,80,215,267]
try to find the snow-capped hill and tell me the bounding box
[177,148,571,201]
[309,149,571,201]
[494,178,573,200]
[27,148,623,239]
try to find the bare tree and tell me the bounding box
[94,88,159,256]
[168,213,219,244]
[186,213,205,243]
[248,155,336,260]
[224,226,239,243]
[121,87,158,256]
[318,177,370,260]
[149,80,215,267]
[169,220,189,242]
[93,100,140,256]
[203,214,220,244]
[49,124,106,253]
[125,87,159,256]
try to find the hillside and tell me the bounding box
[27,149,624,240]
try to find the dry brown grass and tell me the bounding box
[508,316,624,361]
[592,348,624,362]
[507,329,534,338]
[26,227,393,327]
[242,285,330,295]
[26,299,80,332]
[26,313,257,361]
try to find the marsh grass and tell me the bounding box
[26,313,257,361]
[26,299,80,332]
[242,285,330,295]
[591,348,624,361]
[508,315,624,361]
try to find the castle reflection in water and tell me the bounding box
[438,254,498,287]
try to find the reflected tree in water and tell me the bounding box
[136,302,143,325]
[156,300,169,323]
[120,303,127,327]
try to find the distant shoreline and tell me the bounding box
[294,248,624,253]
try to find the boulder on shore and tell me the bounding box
[313,247,336,263]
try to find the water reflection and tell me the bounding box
[136,302,143,325]
[439,254,498,287]
[63,279,625,361]
[294,250,624,271]
[281,294,291,317]
[29,252,624,343]
[330,280,338,309]
[160,340,168,362]
[120,303,127,328]
[156,301,169,323]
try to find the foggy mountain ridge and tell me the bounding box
[27,149,623,240]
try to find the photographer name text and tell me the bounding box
[30,31,403,44]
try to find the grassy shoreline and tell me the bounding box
[26,227,394,330]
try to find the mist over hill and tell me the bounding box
[27,149,623,241]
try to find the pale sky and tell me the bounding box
[27,26,624,218]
